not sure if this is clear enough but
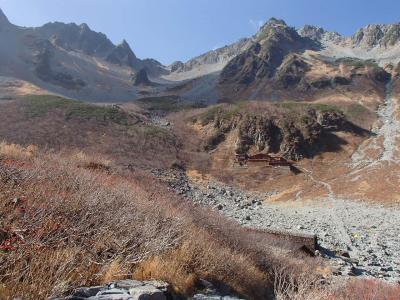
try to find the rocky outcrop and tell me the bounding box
[34,40,86,90]
[106,39,141,69]
[39,21,164,74]
[298,25,326,42]
[351,24,400,48]
[132,69,152,86]
[142,58,169,77]
[41,22,115,57]
[0,8,11,30]
[234,111,324,159]
[55,278,245,300]
[200,105,348,160]
[219,18,317,90]
[299,23,400,49]
[316,110,347,131]
[53,280,170,300]
[170,61,184,72]
[275,54,310,88]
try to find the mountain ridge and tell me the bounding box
[0,7,399,103]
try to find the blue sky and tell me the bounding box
[0,0,399,64]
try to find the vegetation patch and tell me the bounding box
[23,95,130,125]
[196,103,245,126]
[343,103,370,119]
[136,96,205,114]
[335,57,379,69]
[277,101,343,114]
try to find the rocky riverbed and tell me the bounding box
[152,169,400,283]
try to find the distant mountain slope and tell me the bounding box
[216,18,393,103]
[166,38,252,80]
[0,8,167,101]
[0,8,400,104]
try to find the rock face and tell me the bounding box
[200,105,348,160]
[40,22,115,58]
[39,22,160,72]
[219,19,324,98]
[132,69,152,86]
[170,61,184,72]
[352,24,400,48]
[0,9,171,100]
[0,8,11,29]
[233,111,323,159]
[33,40,86,90]
[298,25,327,42]
[275,54,310,88]
[53,280,170,300]
[54,279,245,300]
[106,40,141,69]
[218,18,317,93]
[298,22,400,49]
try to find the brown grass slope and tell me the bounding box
[0,144,399,299]
[0,95,180,169]
[0,143,327,300]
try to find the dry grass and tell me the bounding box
[0,143,327,300]
[330,278,400,300]
[0,148,182,299]
[0,142,37,160]
[0,98,179,169]
[133,234,272,298]
[0,143,396,300]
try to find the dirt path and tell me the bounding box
[299,166,359,258]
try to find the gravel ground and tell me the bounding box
[352,79,400,167]
[152,169,400,283]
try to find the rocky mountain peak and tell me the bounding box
[0,8,11,27]
[298,25,344,44]
[350,23,400,48]
[106,39,139,69]
[256,18,288,39]
[254,17,302,46]
[79,23,90,32]
[170,61,184,72]
[352,24,385,47]
[119,39,131,49]
[298,25,326,41]
[264,17,287,28]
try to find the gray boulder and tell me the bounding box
[129,285,166,300]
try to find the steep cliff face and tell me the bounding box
[351,24,400,48]
[132,69,152,86]
[298,22,400,51]
[33,40,86,90]
[197,104,350,160]
[0,8,11,30]
[106,40,141,69]
[39,22,115,57]
[275,54,310,88]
